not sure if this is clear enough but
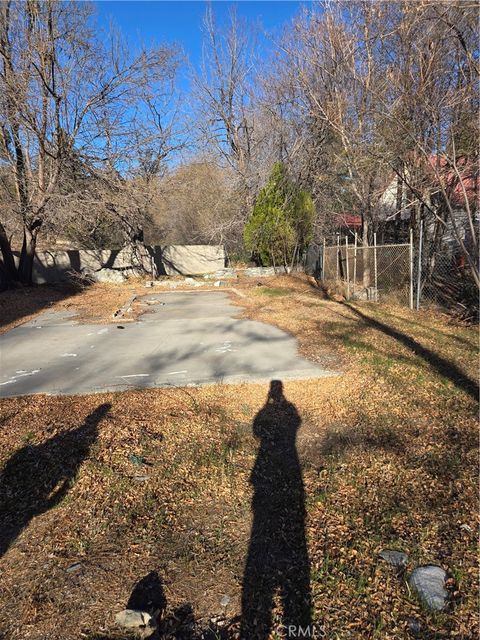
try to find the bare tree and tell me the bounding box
[267,0,477,287]
[0,0,181,286]
[147,158,242,250]
[192,4,258,216]
[268,4,390,245]
[370,0,479,286]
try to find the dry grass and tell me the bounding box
[0,275,478,639]
[0,282,143,335]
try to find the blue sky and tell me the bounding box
[94,1,306,165]
[95,1,304,71]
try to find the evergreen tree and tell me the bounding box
[244,163,314,267]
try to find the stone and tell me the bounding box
[115,609,157,638]
[351,289,368,301]
[66,562,82,573]
[244,266,277,277]
[408,565,448,611]
[378,549,408,568]
[221,270,237,279]
[148,280,179,288]
[406,617,422,636]
[91,268,127,284]
[203,269,237,280]
[220,595,230,607]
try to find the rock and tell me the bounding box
[220,269,237,279]
[406,617,422,636]
[66,562,82,573]
[213,280,221,287]
[204,269,237,280]
[149,280,179,289]
[112,294,137,318]
[351,289,368,301]
[408,565,448,611]
[378,549,409,568]
[244,266,277,277]
[91,268,127,284]
[220,595,230,607]
[115,609,157,638]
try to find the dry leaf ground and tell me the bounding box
[0,276,478,639]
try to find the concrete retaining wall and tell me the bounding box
[151,245,226,276]
[16,245,226,284]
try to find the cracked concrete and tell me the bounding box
[0,291,335,397]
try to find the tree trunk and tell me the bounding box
[18,223,40,285]
[0,220,18,286]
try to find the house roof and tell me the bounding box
[428,156,478,207]
[334,213,362,229]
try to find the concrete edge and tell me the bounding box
[0,369,341,398]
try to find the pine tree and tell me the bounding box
[244,163,314,267]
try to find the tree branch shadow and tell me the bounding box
[0,403,110,558]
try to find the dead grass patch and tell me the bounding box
[0,274,478,639]
[0,283,142,334]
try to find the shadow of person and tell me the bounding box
[123,573,196,639]
[127,570,167,619]
[0,403,110,558]
[241,381,312,639]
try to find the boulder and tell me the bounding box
[408,565,448,611]
[115,609,158,638]
[351,289,369,301]
[90,268,127,284]
[378,549,408,568]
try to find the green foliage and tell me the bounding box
[243,163,315,266]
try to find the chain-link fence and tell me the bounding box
[306,240,412,306]
[416,246,477,320]
[305,235,477,318]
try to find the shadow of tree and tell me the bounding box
[0,403,110,558]
[320,422,406,458]
[241,380,312,639]
[0,281,89,333]
[342,303,478,400]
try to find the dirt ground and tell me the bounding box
[0,282,140,335]
[0,276,478,639]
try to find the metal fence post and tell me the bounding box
[322,238,326,280]
[345,236,350,300]
[336,235,340,281]
[416,219,424,310]
[409,228,414,309]
[353,232,357,297]
[373,232,378,301]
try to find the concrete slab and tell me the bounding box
[0,291,335,397]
